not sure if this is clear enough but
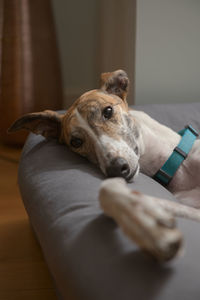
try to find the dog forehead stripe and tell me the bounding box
[75,108,98,141]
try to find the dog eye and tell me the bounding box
[102,106,113,120]
[70,137,83,148]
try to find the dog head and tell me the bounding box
[8,70,141,181]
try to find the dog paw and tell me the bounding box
[99,178,183,261]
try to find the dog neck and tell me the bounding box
[130,110,181,177]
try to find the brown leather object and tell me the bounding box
[0,0,63,146]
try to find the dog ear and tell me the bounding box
[100,69,129,101]
[8,110,63,140]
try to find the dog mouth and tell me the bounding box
[125,165,139,182]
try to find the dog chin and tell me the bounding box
[126,165,140,183]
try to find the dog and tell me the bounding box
[8,70,200,209]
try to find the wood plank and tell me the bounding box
[0,142,21,162]
[0,260,55,291]
[0,289,56,300]
[0,145,57,299]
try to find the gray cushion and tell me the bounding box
[18,102,200,300]
[136,102,200,132]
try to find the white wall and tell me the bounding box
[52,0,136,107]
[52,0,200,106]
[135,0,200,104]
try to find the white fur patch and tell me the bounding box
[99,134,139,174]
[100,135,133,156]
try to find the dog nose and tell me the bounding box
[106,157,130,178]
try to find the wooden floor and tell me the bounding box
[0,143,57,300]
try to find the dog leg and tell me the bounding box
[99,178,183,261]
[174,188,200,209]
[148,192,200,221]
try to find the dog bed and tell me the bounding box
[18,102,200,300]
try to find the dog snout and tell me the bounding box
[106,157,130,179]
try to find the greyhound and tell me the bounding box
[8,70,200,209]
[9,70,200,260]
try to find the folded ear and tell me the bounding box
[8,110,63,140]
[100,69,129,101]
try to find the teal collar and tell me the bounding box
[153,125,199,186]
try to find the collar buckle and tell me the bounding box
[185,125,199,137]
[174,146,187,159]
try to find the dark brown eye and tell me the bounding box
[102,106,113,120]
[70,137,83,148]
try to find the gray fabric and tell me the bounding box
[18,102,200,300]
[135,102,200,132]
